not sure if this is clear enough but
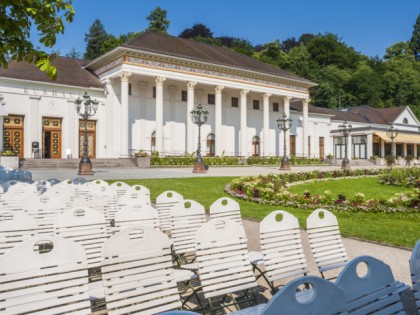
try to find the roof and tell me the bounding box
[290,102,332,115]
[327,105,408,124]
[121,31,315,85]
[0,57,103,89]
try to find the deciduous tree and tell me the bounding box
[179,23,213,39]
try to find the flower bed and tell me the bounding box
[247,156,326,166]
[151,155,242,166]
[379,167,420,188]
[227,170,420,213]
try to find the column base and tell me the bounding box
[78,160,94,176]
[192,161,207,173]
[280,156,291,171]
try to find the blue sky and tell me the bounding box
[48,0,419,58]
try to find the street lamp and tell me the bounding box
[386,124,398,157]
[276,113,293,170]
[75,92,99,175]
[190,104,209,173]
[338,120,352,169]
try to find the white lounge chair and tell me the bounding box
[157,190,184,233]
[109,181,130,199]
[114,203,160,232]
[210,197,242,225]
[410,239,420,311]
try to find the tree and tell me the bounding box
[281,37,299,53]
[66,47,81,59]
[0,0,75,80]
[84,19,109,60]
[99,32,140,55]
[410,14,420,61]
[179,23,213,39]
[146,6,169,34]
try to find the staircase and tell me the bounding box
[21,158,137,169]
[342,159,375,167]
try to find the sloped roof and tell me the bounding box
[327,105,408,124]
[121,31,315,85]
[290,102,332,115]
[0,57,103,88]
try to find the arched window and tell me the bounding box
[151,131,156,153]
[207,133,215,156]
[403,118,408,124]
[252,136,260,157]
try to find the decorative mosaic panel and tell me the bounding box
[79,120,96,131]
[3,115,24,128]
[42,117,62,130]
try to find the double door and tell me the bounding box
[79,120,96,158]
[3,115,24,158]
[42,117,62,159]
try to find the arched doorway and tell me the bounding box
[252,136,260,157]
[207,133,215,156]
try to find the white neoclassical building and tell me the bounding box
[0,31,419,161]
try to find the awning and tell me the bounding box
[374,131,420,144]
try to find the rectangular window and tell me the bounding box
[128,83,132,96]
[253,100,260,110]
[208,94,215,105]
[231,97,239,107]
[182,90,187,102]
[273,102,279,112]
[153,87,156,98]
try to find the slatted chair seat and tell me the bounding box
[157,190,184,233]
[336,255,408,314]
[410,239,420,311]
[306,208,349,279]
[55,207,108,268]
[101,225,182,315]
[196,218,259,312]
[109,181,130,199]
[0,236,91,315]
[0,211,37,255]
[210,197,242,225]
[114,203,160,233]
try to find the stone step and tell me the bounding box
[21,158,137,169]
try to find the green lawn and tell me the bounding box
[109,177,420,248]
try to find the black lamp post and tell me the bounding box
[75,92,99,175]
[386,124,398,157]
[338,121,352,169]
[276,113,293,170]
[190,104,209,173]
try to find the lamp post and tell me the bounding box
[190,104,209,173]
[386,124,398,158]
[75,92,99,175]
[338,121,352,169]
[276,113,293,170]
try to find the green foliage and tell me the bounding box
[146,6,169,34]
[379,167,420,187]
[385,155,396,168]
[411,14,420,61]
[65,47,81,59]
[150,155,241,166]
[0,0,75,80]
[179,23,213,39]
[84,19,109,60]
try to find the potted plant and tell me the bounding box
[406,154,414,167]
[324,154,334,165]
[135,151,151,168]
[0,149,19,169]
[369,154,384,166]
[385,155,396,169]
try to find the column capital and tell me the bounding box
[119,71,132,82]
[186,81,197,90]
[263,93,272,101]
[155,76,166,86]
[215,85,224,94]
[302,98,309,106]
[240,89,249,97]
[283,96,292,103]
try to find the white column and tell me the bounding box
[392,142,396,157]
[119,71,131,157]
[380,139,385,157]
[186,81,197,154]
[403,143,407,157]
[414,144,418,159]
[347,134,352,159]
[283,96,291,156]
[103,79,114,158]
[155,77,166,154]
[168,85,177,154]
[240,89,249,157]
[302,99,309,158]
[367,134,373,159]
[215,85,224,156]
[263,93,271,156]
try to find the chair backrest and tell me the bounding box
[1,179,20,191]
[306,208,349,276]
[335,255,405,314]
[410,240,420,311]
[23,195,67,235]
[171,199,206,255]
[263,276,346,315]
[0,211,37,255]
[47,178,61,186]
[118,185,151,206]
[101,225,181,314]
[1,188,38,211]
[114,203,160,232]
[71,177,88,186]
[7,182,37,194]
[260,210,309,283]
[95,186,119,228]
[195,218,257,299]
[209,197,242,225]
[109,181,130,198]
[0,236,90,314]
[78,179,109,196]
[31,180,52,194]
[156,190,183,232]
[55,207,108,268]
[43,184,77,207]
[70,194,108,217]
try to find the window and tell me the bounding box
[252,136,260,156]
[403,118,408,124]
[208,94,215,105]
[152,87,156,98]
[231,97,239,107]
[151,131,156,152]
[207,133,215,156]
[273,102,279,112]
[181,90,187,102]
[334,137,346,159]
[253,100,260,110]
[128,83,132,96]
[352,135,367,159]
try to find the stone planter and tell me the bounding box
[0,156,19,169]
[136,156,151,168]
[370,158,385,166]
[323,158,334,165]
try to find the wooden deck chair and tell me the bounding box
[78,179,109,196]
[95,186,119,229]
[23,195,67,235]
[109,181,130,199]
[210,197,242,225]
[157,190,184,233]
[263,275,346,315]
[252,210,309,293]
[71,194,108,218]
[1,188,37,212]
[101,225,182,314]
[114,203,160,233]
[0,236,90,315]
[118,184,151,206]
[171,199,206,267]
[306,208,349,279]
[7,182,37,194]
[55,207,108,269]
[43,184,77,207]
[336,255,408,314]
[410,239,420,311]
[196,218,259,313]
[0,211,37,255]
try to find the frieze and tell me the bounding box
[23,88,85,99]
[94,58,122,75]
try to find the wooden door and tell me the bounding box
[42,117,62,159]
[319,137,325,159]
[290,135,296,157]
[79,120,96,158]
[3,115,24,158]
